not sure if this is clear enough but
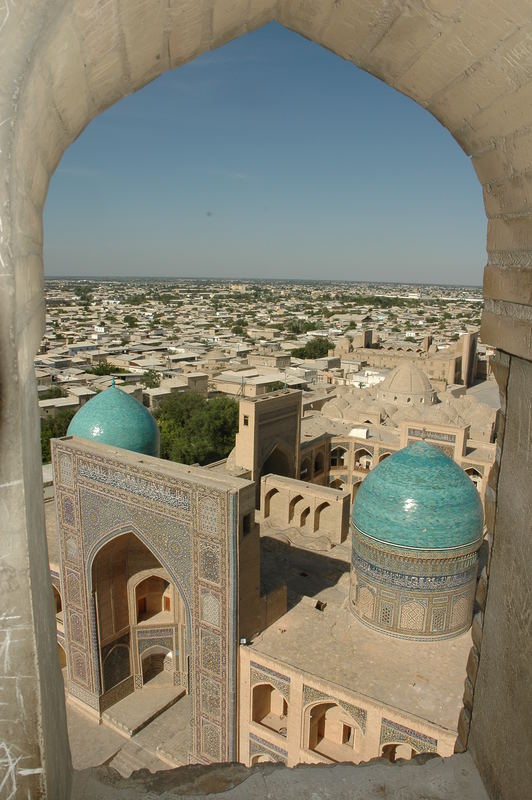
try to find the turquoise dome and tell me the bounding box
[67,383,160,457]
[352,441,483,550]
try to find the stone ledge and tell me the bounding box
[71,752,489,799]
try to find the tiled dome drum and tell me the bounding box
[67,383,160,457]
[350,441,483,640]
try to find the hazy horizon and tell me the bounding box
[44,22,486,285]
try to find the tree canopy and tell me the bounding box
[291,338,333,359]
[41,409,76,463]
[155,392,238,466]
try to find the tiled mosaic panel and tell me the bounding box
[59,453,74,487]
[201,720,221,761]
[200,590,221,628]
[380,718,437,753]
[302,685,367,733]
[201,676,222,719]
[249,732,287,763]
[250,662,291,700]
[52,442,237,764]
[79,486,193,606]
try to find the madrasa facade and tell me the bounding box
[47,368,488,767]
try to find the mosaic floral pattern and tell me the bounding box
[199,495,220,535]
[61,496,76,527]
[380,718,437,753]
[250,661,290,700]
[52,440,240,764]
[59,453,74,487]
[249,732,287,762]
[199,541,221,585]
[201,676,222,718]
[200,590,221,628]
[302,685,367,733]
[201,720,221,761]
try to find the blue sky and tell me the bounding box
[44,22,486,285]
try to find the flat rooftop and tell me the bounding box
[254,528,472,733]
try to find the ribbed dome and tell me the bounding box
[67,383,160,457]
[378,362,435,405]
[352,441,483,550]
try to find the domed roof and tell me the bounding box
[381,362,433,393]
[67,383,160,457]
[378,362,434,403]
[352,441,483,550]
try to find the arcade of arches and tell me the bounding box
[2,2,532,799]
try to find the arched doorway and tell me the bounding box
[264,487,279,519]
[91,532,188,698]
[252,683,288,736]
[141,645,173,687]
[306,702,360,763]
[261,446,292,479]
[289,494,304,523]
[381,743,419,762]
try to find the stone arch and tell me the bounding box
[251,683,288,735]
[261,446,292,481]
[140,644,173,686]
[300,506,311,528]
[357,585,375,621]
[250,754,275,765]
[304,700,362,762]
[354,448,373,470]
[465,467,483,489]
[5,2,532,795]
[288,493,304,523]
[102,643,131,692]
[330,478,345,490]
[263,487,279,519]
[381,743,419,763]
[313,501,331,532]
[85,524,192,635]
[379,452,392,463]
[330,446,348,468]
[314,451,325,475]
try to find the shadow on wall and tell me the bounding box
[260,536,349,611]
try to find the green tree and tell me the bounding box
[291,338,333,359]
[124,314,138,328]
[155,392,238,466]
[39,385,65,400]
[86,362,127,376]
[41,409,77,463]
[141,369,161,388]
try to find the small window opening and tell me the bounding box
[243,415,249,426]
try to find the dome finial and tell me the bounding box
[111,377,115,387]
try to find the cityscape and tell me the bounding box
[3,4,531,800]
[39,275,498,774]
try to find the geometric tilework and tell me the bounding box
[51,439,240,765]
[302,684,367,733]
[200,590,221,628]
[249,732,288,762]
[380,718,437,753]
[250,661,290,701]
[199,495,220,535]
[400,600,425,631]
